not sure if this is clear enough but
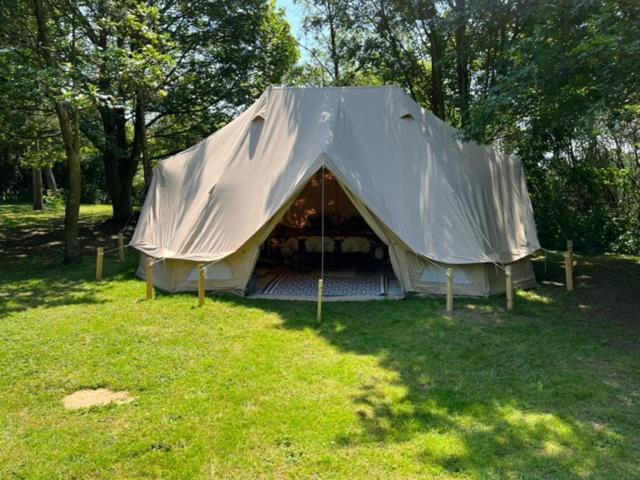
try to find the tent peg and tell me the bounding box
[146,256,154,300]
[564,250,574,292]
[505,265,513,311]
[446,268,454,312]
[118,232,125,262]
[198,263,206,307]
[317,278,324,323]
[96,247,104,281]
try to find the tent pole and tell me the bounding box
[505,265,513,310]
[96,247,104,281]
[146,256,154,300]
[321,165,325,280]
[198,263,206,306]
[318,165,325,322]
[446,268,453,312]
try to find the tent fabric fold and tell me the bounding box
[131,86,540,296]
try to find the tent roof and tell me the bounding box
[131,86,540,264]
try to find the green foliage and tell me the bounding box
[43,188,65,209]
[295,0,640,254]
[465,0,640,253]
[0,0,298,216]
[2,0,638,253]
[148,0,299,158]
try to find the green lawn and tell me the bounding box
[1,204,639,479]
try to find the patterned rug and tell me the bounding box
[262,271,385,298]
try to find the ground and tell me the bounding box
[1,204,639,479]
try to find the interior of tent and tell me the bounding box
[248,169,403,300]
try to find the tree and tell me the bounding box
[3,0,298,227]
[61,0,298,224]
[33,0,83,261]
[293,0,640,253]
[148,1,299,161]
[0,0,84,261]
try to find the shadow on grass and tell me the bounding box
[213,258,640,477]
[0,255,138,317]
[0,204,139,316]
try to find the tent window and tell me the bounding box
[420,265,470,284]
[400,113,414,121]
[248,115,265,158]
[187,262,232,281]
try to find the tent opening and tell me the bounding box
[248,168,403,300]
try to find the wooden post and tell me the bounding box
[564,251,574,292]
[198,264,206,307]
[96,247,104,281]
[146,256,154,300]
[117,232,125,262]
[446,267,453,312]
[505,265,513,311]
[566,239,573,254]
[316,278,324,323]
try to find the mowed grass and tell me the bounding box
[1,205,639,479]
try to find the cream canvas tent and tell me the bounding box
[131,86,540,297]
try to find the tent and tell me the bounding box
[130,86,540,297]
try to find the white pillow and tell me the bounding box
[305,236,335,253]
[342,236,371,253]
[281,237,299,257]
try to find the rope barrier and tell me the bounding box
[422,255,449,273]
[201,259,221,271]
[100,243,132,255]
[149,256,165,266]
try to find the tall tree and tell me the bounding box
[31,0,83,261]
[298,0,363,85]
[33,0,81,262]
[452,0,470,125]
[32,167,43,210]
[68,0,298,224]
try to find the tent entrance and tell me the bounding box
[248,168,402,300]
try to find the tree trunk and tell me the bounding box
[55,102,82,263]
[32,0,81,262]
[100,105,137,224]
[327,2,340,84]
[454,0,470,126]
[32,168,43,210]
[429,26,446,121]
[43,166,58,194]
[136,90,151,189]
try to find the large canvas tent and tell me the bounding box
[131,86,540,297]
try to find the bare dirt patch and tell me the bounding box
[63,389,135,410]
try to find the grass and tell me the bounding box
[1,204,639,479]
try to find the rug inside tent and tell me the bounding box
[249,269,403,301]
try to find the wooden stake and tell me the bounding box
[96,247,104,281]
[564,251,574,292]
[317,278,324,322]
[118,232,125,262]
[505,265,513,311]
[146,256,154,300]
[446,267,453,312]
[198,263,206,307]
